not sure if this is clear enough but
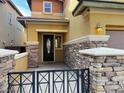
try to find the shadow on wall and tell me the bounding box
[5,46,26,53]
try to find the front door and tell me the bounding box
[43,34,54,62]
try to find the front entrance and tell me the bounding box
[43,34,54,62]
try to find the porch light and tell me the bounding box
[96,24,103,33]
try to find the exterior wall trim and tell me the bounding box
[26,41,39,45]
[90,7,124,15]
[14,52,28,60]
[0,49,18,58]
[79,47,124,56]
[36,29,67,33]
[64,35,110,45]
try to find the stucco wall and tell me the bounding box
[15,54,28,71]
[64,0,90,42]
[31,0,64,19]
[27,23,68,41]
[64,0,124,42]
[89,8,124,35]
[0,3,26,48]
[112,0,124,2]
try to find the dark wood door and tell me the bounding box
[43,35,54,62]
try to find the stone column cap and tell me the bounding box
[64,35,110,45]
[0,49,19,58]
[79,47,124,56]
[14,52,28,60]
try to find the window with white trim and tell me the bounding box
[55,35,62,49]
[43,1,52,14]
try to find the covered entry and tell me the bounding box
[17,17,69,66]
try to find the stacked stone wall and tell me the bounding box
[63,36,124,93]
[84,55,124,93]
[0,55,15,93]
[64,41,107,69]
[26,44,39,68]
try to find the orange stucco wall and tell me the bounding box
[32,0,63,13]
[32,0,42,12]
[31,0,64,19]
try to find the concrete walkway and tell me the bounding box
[29,62,70,71]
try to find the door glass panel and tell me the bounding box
[43,35,54,61]
[46,38,51,54]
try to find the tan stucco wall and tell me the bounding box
[0,3,26,48]
[89,8,124,35]
[112,0,124,2]
[27,23,68,41]
[64,0,90,42]
[55,49,63,62]
[64,0,124,39]
[15,55,28,71]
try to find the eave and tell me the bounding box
[73,0,124,16]
[0,0,6,4]
[17,17,69,28]
[27,0,31,10]
[7,0,23,16]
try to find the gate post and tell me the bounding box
[26,41,39,68]
[0,49,18,93]
[80,47,124,93]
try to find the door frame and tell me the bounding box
[42,33,55,62]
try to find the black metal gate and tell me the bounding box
[8,69,90,93]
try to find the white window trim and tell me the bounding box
[43,1,52,14]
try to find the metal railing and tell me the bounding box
[8,71,35,93]
[8,69,90,93]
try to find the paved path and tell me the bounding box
[29,62,70,71]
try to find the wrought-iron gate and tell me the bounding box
[8,69,90,93]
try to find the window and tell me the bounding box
[43,1,52,14]
[55,35,62,49]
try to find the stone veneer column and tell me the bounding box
[63,35,110,68]
[26,41,39,68]
[0,49,18,93]
[80,47,124,93]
